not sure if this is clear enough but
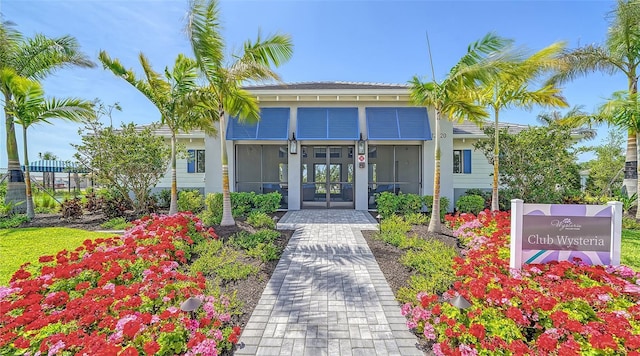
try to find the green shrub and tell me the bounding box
[375,192,400,218]
[190,240,258,282]
[398,193,423,215]
[246,211,276,229]
[423,195,450,221]
[397,240,457,303]
[99,189,132,219]
[623,216,640,230]
[380,214,411,233]
[156,189,171,208]
[178,189,204,213]
[404,212,428,225]
[200,192,282,225]
[456,195,485,214]
[247,242,281,262]
[100,217,131,230]
[0,214,29,229]
[253,192,281,214]
[230,229,279,250]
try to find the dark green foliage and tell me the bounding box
[178,189,204,213]
[456,195,486,214]
[423,196,451,221]
[0,214,29,229]
[398,194,423,216]
[200,192,281,225]
[156,189,171,208]
[474,125,581,204]
[464,189,491,209]
[229,229,279,250]
[61,198,83,219]
[246,211,276,229]
[375,192,401,218]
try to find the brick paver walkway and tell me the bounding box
[235,210,424,356]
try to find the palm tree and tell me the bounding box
[478,42,569,211]
[2,69,94,218]
[0,19,94,213]
[187,0,293,226]
[551,0,640,196]
[597,90,640,217]
[537,106,597,141]
[410,33,510,232]
[39,151,58,190]
[98,52,216,215]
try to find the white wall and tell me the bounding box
[155,138,207,191]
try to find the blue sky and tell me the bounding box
[1,0,625,167]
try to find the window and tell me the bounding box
[187,149,205,173]
[453,149,471,174]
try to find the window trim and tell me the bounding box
[187,149,205,173]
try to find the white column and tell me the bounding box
[355,106,368,210]
[608,201,623,266]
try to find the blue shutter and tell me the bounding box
[397,108,430,140]
[187,149,195,173]
[463,149,472,174]
[256,108,290,140]
[297,108,327,139]
[226,117,258,139]
[327,108,359,139]
[366,107,431,140]
[366,108,400,139]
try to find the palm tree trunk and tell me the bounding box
[428,111,441,233]
[169,132,178,215]
[4,94,26,214]
[22,127,35,219]
[219,111,235,226]
[625,74,638,197]
[635,133,640,220]
[491,107,500,211]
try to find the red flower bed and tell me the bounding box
[0,213,239,356]
[402,210,640,355]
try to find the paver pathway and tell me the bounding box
[235,210,424,356]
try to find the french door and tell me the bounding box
[301,145,354,209]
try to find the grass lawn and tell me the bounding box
[0,228,117,286]
[622,229,640,271]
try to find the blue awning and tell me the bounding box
[296,108,359,140]
[22,160,90,173]
[226,108,290,140]
[366,107,431,140]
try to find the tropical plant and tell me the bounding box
[2,70,94,219]
[551,0,640,197]
[98,52,216,215]
[187,0,293,225]
[39,151,58,190]
[598,91,640,217]
[582,129,626,196]
[409,32,509,232]
[478,42,569,210]
[0,19,94,213]
[73,120,171,214]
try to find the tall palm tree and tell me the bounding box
[0,19,94,213]
[98,52,216,215]
[187,0,293,226]
[2,69,94,218]
[551,0,640,196]
[410,33,510,232]
[479,42,569,211]
[537,106,597,141]
[597,90,640,217]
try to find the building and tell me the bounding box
[153,82,530,211]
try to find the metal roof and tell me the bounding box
[453,121,530,136]
[245,81,409,90]
[22,160,90,173]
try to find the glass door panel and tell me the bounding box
[301,145,354,208]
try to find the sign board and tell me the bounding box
[510,200,622,269]
[358,155,365,163]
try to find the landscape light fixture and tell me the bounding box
[289,133,297,154]
[357,133,366,155]
[376,214,382,232]
[450,295,471,309]
[180,296,203,319]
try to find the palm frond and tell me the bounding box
[549,45,623,85]
[241,31,294,68]
[187,0,225,80]
[223,87,260,124]
[15,34,95,80]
